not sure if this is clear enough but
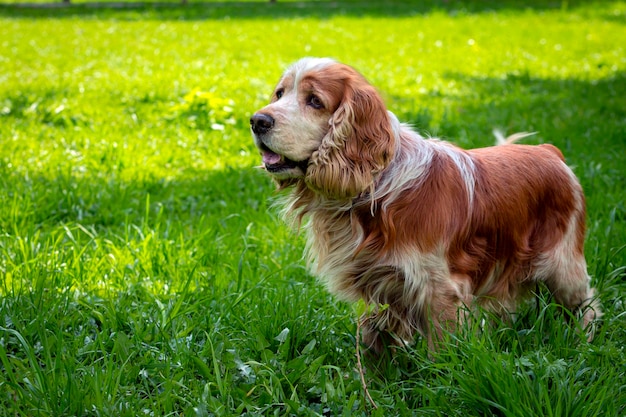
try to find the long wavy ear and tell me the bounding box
[306,76,396,200]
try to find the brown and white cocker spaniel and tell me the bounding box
[250,57,601,353]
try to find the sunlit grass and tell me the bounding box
[0,1,625,415]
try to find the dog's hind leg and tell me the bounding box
[534,212,602,341]
[542,255,601,341]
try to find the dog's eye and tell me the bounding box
[275,88,284,100]
[307,94,324,110]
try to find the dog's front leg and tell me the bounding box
[359,303,419,355]
[356,265,422,355]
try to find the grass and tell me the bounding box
[0,0,625,415]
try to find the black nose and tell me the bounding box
[250,113,274,135]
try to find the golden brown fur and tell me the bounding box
[250,58,601,353]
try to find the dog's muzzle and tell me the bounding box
[250,112,309,175]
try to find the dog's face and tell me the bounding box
[250,58,340,180]
[251,57,396,199]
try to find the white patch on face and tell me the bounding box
[253,58,337,163]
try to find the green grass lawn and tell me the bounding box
[0,1,625,415]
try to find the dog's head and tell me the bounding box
[251,58,396,199]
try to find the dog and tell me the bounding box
[250,57,601,353]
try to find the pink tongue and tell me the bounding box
[262,151,282,165]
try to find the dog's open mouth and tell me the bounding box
[260,144,309,174]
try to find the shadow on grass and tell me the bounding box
[0,0,623,21]
[1,69,623,274]
[0,165,273,235]
[395,71,626,163]
[1,71,624,233]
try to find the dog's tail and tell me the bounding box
[493,129,538,145]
